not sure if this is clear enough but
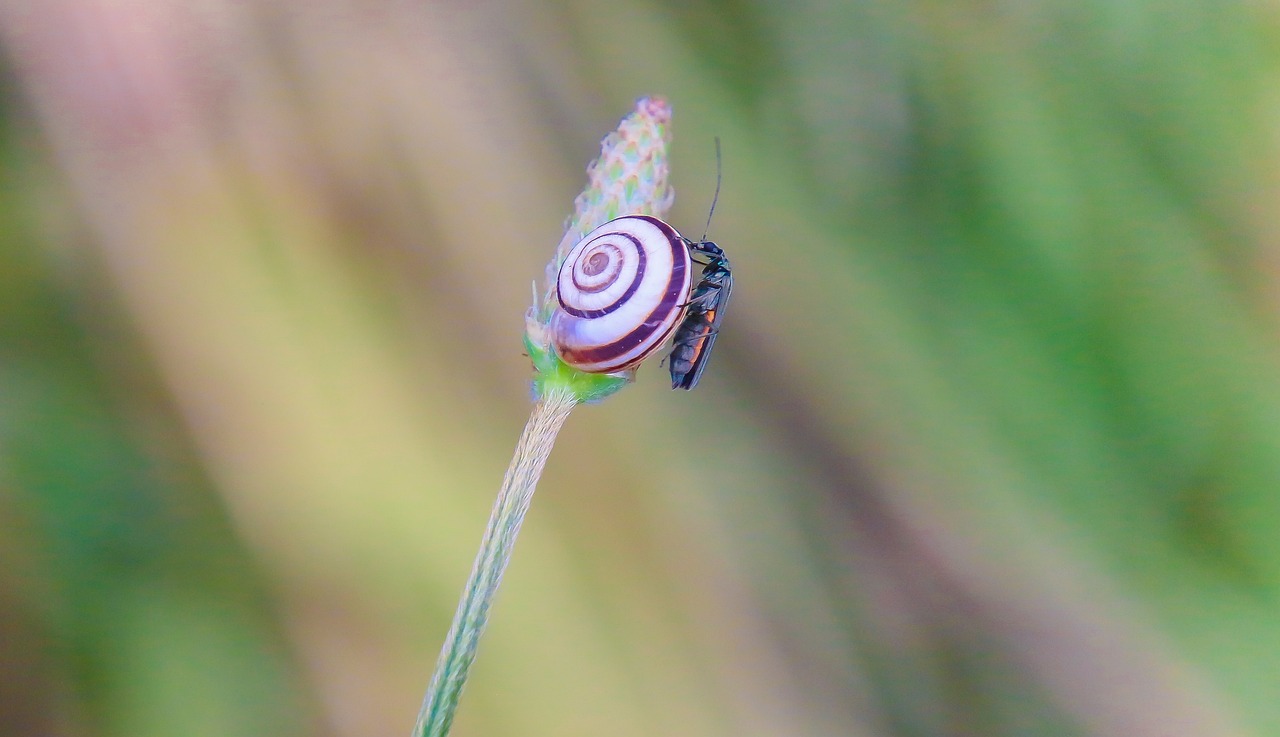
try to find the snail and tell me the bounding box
[551,215,693,374]
[551,215,734,389]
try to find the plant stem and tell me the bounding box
[413,385,578,737]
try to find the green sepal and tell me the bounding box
[525,333,630,404]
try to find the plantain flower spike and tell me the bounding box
[525,96,674,403]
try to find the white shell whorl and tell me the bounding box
[551,215,693,373]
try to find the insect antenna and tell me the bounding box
[698,136,722,245]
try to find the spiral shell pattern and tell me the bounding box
[552,215,693,373]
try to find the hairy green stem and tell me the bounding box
[413,385,578,737]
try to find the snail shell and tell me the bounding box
[552,215,693,373]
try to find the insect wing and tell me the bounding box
[673,272,733,390]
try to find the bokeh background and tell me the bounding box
[3,1,1280,736]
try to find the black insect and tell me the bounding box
[667,137,733,390]
[668,239,733,390]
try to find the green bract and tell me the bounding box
[524,333,631,404]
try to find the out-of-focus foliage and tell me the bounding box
[1,1,1278,736]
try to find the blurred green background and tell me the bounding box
[2,1,1279,735]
